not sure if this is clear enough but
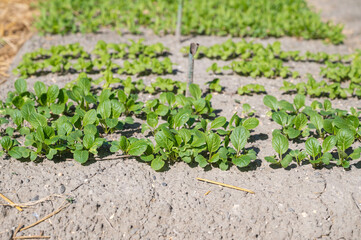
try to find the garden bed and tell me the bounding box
[1,0,361,239]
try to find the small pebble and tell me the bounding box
[288,208,295,212]
[59,184,66,194]
[58,173,63,177]
[162,182,167,186]
[31,195,39,201]
[153,175,156,180]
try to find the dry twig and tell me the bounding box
[196,178,255,194]
[0,193,23,211]
[19,202,71,232]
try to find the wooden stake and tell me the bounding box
[186,42,199,97]
[13,236,50,239]
[176,0,183,42]
[0,193,23,211]
[196,178,255,194]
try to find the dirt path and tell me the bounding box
[1,1,361,239]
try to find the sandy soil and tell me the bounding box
[1,1,361,239]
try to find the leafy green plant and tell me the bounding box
[238,84,266,95]
[35,0,344,44]
[265,131,293,168]
[206,78,223,93]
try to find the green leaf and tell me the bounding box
[14,78,27,94]
[151,156,165,171]
[341,160,350,169]
[209,153,220,163]
[1,136,13,151]
[336,129,354,152]
[195,155,208,168]
[97,100,111,119]
[242,117,259,130]
[230,126,249,153]
[119,136,129,152]
[47,85,59,104]
[272,133,288,156]
[84,124,98,136]
[34,81,47,98]
[74,150,89,164]
[9,147,24,159]
[155,104,169,116]
[21,103,35,121]
[206,133,221,154]
[305,137,321,159]
[83,109,97,126]
[310,113,323,132]
[83,134,95,149]
[128,140,148,156]
[210,116,226,129]
[349,147,361,160]
[272,111,288,126]
[105,118,118,129]
[28,112,47,129]
[265,156,278,163]
[50,103,65,115]
[285,127,300,139]
[189,84,202,100]
[322,135,337,153]
[263,95,278,111]
[293,94,305,111]
[280,154,293,168]
[294,113,308,130]
[174,110,190,128]
[232,155,252,167]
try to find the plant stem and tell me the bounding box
[186,43,199,97]
[176,0,183,43]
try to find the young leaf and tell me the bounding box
[263,95,278,111]
[189,84,202,99]
[272,133,288,157]
[146,112,158,128]
[151,156,165,171]
[242,117,259,130]
[280,154,293,168]
[322,135,337,153]
[230,126,249,154]
[232,155,252,168]
[83,109,97,126]
[336,129,354,152]
[210,116,226,130]
[14,78,27,94]
[206,133,221,154]
[74,150,89,164]
[293,94,305,111]
[305,137,321,160]
[128,140,148,156]
[195,155,208,168]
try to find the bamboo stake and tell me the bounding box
[196,178,255,194]
[175,0,183,42]
[186,42,199,97]
[0,193,23,211]
[13,236,50,239]
[19,203,70,232]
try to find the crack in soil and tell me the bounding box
[315,173,333,239]
[70,161,119,193]
[351,193,361,215]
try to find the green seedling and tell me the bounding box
[265,132,292,168]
